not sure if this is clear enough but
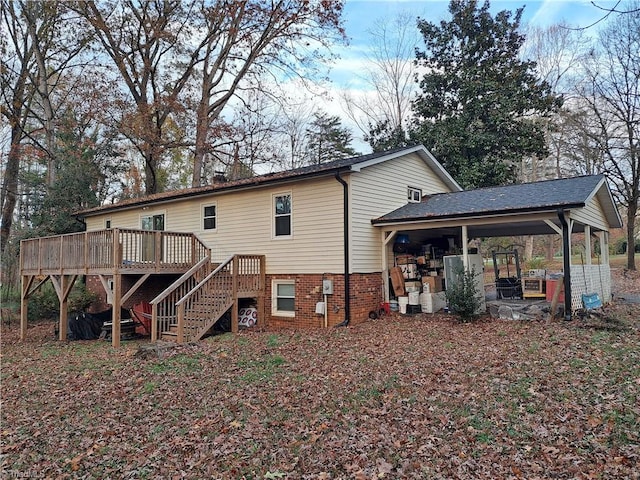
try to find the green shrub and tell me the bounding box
[28,281,97,321]
[525,257,546,270]
[445,265,482,323]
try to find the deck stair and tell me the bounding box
[151,254,264,343]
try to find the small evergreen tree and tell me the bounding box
[305,111,359,165]
[445,265,483,322]
[31,113,111,235]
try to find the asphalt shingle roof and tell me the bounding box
[373,175,606,224]
[79,145,422,216]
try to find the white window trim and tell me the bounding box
[272,192,293,239]
[140,210,167,230]
[201,202,217,232]
[408,186,422,203]
[105,218,112,229]
[272,279,295,317]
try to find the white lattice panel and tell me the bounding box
[569,264,611,311]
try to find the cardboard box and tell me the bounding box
[420,292,447,313]
[390,267,405,296]
[422,275,443,292]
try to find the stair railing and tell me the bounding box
[174,255,236,343]
[149,255,212,341]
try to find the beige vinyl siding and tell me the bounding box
[84,177,344,274]
[350,152,453,273]
[570,196,609,231]
[85,209,163,231]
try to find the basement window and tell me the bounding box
[272,279,295,317]
[408,186,422,203]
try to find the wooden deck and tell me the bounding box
[20,228,210,276]
[19,229,265,347]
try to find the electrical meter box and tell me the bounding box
[322,279,333,295]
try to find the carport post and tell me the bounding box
[461,225,469,269]
[585,226,592,264]
[381,230,397,303]
[558,210,572,320]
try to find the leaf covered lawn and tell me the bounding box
[2,305,639,479]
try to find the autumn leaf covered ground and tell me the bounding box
[2,271,640,479]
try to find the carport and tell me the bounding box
[373,175,623,319]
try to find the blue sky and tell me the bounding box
[324,0,619,150]
[336,0,617,71]
[341,0,619,41]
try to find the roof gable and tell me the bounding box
[373,175,622,229]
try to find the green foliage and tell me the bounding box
[409,0,562,189]
[305,110,359,164]
[612,237,640,255]
[525,257,546,270]
[30,111,120,236]
[28,282,97,321]
[445,265,482,322]
[366,122,411,152]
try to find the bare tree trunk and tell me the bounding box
[0,137,21,254]
[524,236,535,263]
[627,204,638,270]
[192,99,209,187]
[545,236,555,262]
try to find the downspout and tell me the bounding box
[557,209,572,320]
[335,171,350,327]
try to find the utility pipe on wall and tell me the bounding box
[334,171,351,326]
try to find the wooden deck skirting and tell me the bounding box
[20,229,269,347]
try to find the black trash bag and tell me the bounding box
[65,308,131,340]
[67,312,104,340]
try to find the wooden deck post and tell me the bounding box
[231,255,239,333]
[177,303,185,343]
[112,229,122,347]
[112,273,121,348]
[50,275,78,341]
[258,255,266,328]
[20,275,35,341]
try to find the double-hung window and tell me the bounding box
[203,204,217,231]
[273,193,292,237]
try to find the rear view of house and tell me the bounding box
[19,144,622,346]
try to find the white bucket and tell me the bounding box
[398,296,409,314]
[408,291,420,305]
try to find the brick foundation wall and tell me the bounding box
[264,272,383,330]
[86,272,384,330]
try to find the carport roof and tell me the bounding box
[372,174,622,230]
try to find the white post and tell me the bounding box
[585,225,592,265]
[381,230,397,303]
[461,225,469,269]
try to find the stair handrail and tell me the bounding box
[150,255,211,306]
[175,254,235,307]
[149,255,212,341]
[174,254,235,343]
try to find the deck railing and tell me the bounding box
[149,256,213,341]
[20,228,210,275]
[171,254,265,342]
